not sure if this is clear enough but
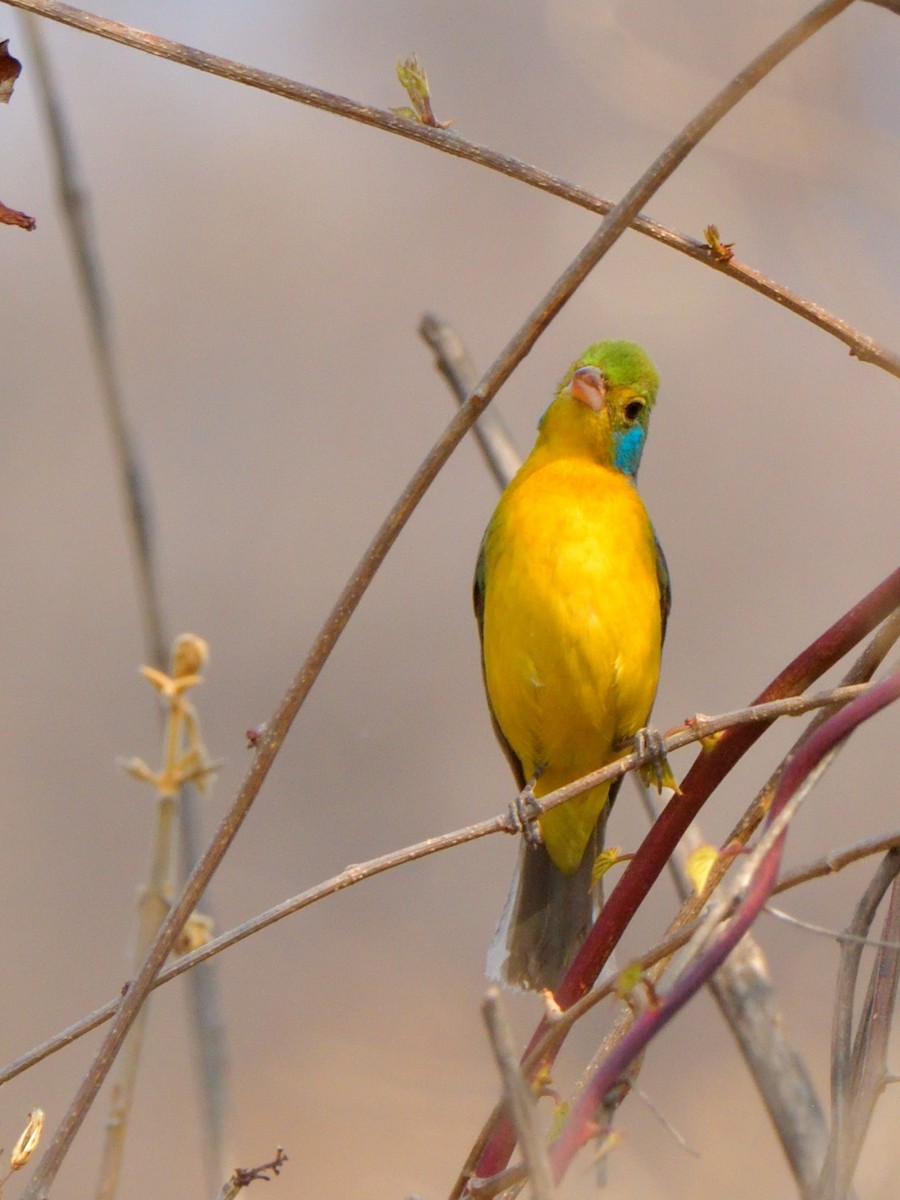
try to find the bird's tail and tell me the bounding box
[486,807,609,993]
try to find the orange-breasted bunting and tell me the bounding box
[475,340,670,991]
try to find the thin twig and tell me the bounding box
[7,1,900,378]
[215,1148,287,1200]
[2,812,898,1102]
[418,314,520,489]
[508,682,871,824]
[765,903,900,951]
[482,990,555,1200]
[18,12,165,667]
[780,830,900,891]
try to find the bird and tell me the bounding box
[474,340,670,991]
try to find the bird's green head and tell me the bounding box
[536,340,659,477]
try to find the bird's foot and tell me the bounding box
[634,726,680,794]
[509,774,544,847]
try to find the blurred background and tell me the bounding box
[0,1,898,1197]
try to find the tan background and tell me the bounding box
[0,1,898,1197]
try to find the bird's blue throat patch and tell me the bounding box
[613,425,646,476]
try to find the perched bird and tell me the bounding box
[475,340,670,991]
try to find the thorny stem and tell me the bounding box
[6,2,899,378]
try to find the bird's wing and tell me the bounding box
[653,530,672,643]
[474,535,527,790]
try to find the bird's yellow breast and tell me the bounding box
[481,456,662,872]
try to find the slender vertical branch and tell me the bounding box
[19,13,165,667]
[482,990,555,1200]
[820,849,900,1198]
[419,314,520,490]
[21,16,230,1191]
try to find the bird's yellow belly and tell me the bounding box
[482,461,662,872]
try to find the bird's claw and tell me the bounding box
[509,777,544,846]
[635,726,680,794]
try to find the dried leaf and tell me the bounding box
[10,1109,44,1170]
[0,199,35,231]
[0,40,22,105]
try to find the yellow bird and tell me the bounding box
[475,341,670,991]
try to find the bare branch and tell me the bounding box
[19,12,166,667]
[6,2,899,376]
[715,935,828,1196]
[779,828,900,892]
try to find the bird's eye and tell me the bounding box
[623,399,644,422]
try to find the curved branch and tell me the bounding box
[6,0,899,377]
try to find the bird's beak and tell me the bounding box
[569,365,606,411]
